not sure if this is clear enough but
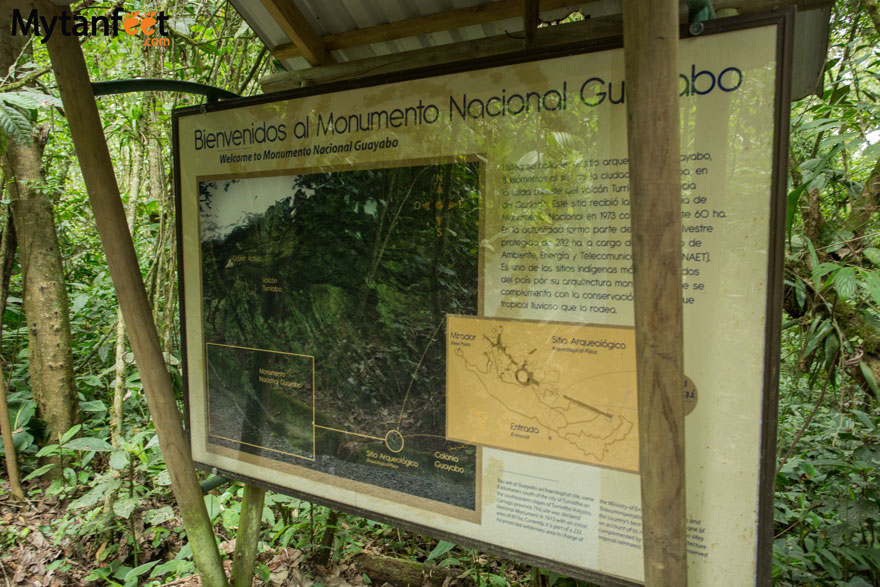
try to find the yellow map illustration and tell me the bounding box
[446,316,639,471]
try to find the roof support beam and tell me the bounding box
[272,0,582,60]
[523,0,540,48]
[260,0,334,65]
[622,0,687,585]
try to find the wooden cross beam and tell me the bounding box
[260,0,334,65]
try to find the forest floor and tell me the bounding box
[0,479,503,587]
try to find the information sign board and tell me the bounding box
[174,13,790,585]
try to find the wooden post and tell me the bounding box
[231,484,266,586]
[621,1,687,585]
[37,2,229,586]
[523,0,540,48]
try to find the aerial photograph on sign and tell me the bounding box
[197,161,482,512]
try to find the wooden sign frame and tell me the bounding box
[174,11,791,585]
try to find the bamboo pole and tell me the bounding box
[37,2,229,586]
[621,1,687,585]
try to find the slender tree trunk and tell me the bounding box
[112,131,145,443]
[864,0,880,37]
[0,211,24,500]
[3,132,79,449]
[844,156,880,236]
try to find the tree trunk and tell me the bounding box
[3,131,79,449]
[864,0,880,38]
[844,156,880,237]
[112,128,145,443]
[1,27,79,452]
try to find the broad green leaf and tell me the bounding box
[150,559,192,579]
[0,103,32,143]
[65,437,114,452]
[12,400,35,428]
[145,434,160,450]
[851,409,875,432]
[825,229,855,254]
[71,293,89,315]
[862,141,880,161]
[112,564,133,581]
[109,450,129,470]
[859,361,880,400]
[10,430,33,453]
[801,144,844,192]
[863,247,880,266]
[23,463,57,481]
[811,262,838,285]
[154,470,172,486]
[427,540,456,561]
[823,333,840,371]
[174,543,193,561]
[221,507,239,531]
[803,320,833,359]
[81,375,104,388]
[60,424,82,444]
[0,93,39,110]
[860,269,880,306]
[831,266,857,300]
[818,131,859,150]
[261,504,275,525]
[798,116,837,132]
[798,462,818,478]
[36,444,59,457]
[113,497,140,519]
[204,494,221,521]
[68,481,120,510]
[124,560,159,587]
[839,499,879,525]
[1,91,61,109]
[793,279,806,310]
[806,238,819,271]
[143,505,175,526]
[79,400,107,413]
[14,90,62,108]
[798,116,838,133]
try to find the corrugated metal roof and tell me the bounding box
[230,0,615,71]
[228,0,830,99]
